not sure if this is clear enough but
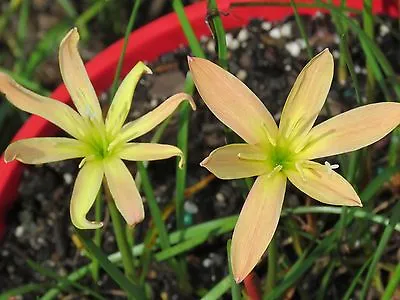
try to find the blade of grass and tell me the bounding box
[382,261,400,300]
[25,22,71,77]
[363,0,375,103]
[172,0,204,58]
[290,0,312,59]
[26,259,105,300]
[57,0,77,18]
[136,162,171,250]
[109,0,141,98]
[207,0,228,69]
[265,237,278,293]
[75,229,145,299]
[107,198,136,282]
[343,257,372,300]
[330,7,362,105]
[75,0,110,39]
[267,166,400,299]
[0,283,49,299]
[316,260,336,300]
[227,239,241,300]
[360,201,400,299]
[43,216,238,299]
[201,276,231,300]
[92,190,103,282]
[14,0,29,74]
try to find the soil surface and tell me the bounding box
[1,13,399,299]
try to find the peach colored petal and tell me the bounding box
[4,137,88,164]
[299,102,400,159]
[188,57,278,146]
[0,72,85,139]
[286,161,362,207]
[106,62,152,137]
[231,173,286,282]
[200,144,269,179]
[70,160,104,229]
[59,28,103,122]
[114,93,195,144]
[279,49,333,142]
[103,158,144,226]
[119,143,184,168]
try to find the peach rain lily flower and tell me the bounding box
[188,49,400,282]
[0,28,195,230]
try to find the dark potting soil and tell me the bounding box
[1,14,400,299]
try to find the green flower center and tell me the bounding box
[269,139,297,172]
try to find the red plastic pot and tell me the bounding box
[0,0,398,238]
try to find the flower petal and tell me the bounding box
[279,49,333,141]
[70,160,103,229]
[200,144,269,179]
[59,28,103,122]
[188,57,278,145]
[106,62,152,137]
[231,173,286,283]
[103,158,144,226]
[0,72,85,139]
[4,137,88,164]
[286,161,362,206]
[299,102,400,159]
[119,143,184,168]
[114,93,195,144]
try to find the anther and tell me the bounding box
[78,157,87,169]
[267,165,283,178]
[295,161,307,182]
[324,161,339,175]
[262,123,276,146]
[238,152,266,161]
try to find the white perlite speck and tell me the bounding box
[269,27,281,39]
[285,41,301,57]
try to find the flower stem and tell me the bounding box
[91,190,103,282]
[106,187,135,282]
[264,237,278,294]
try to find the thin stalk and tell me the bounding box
[92,191,103,282]
[107,195,135,281]
[136,162,171,250]
[382,262,400,300]
[109,0,141,98]
[360,201,400,299]
[42,198,400,299]
[227,240,241,299]
[265,237,278,294]
[363,0,375,103]
[171,0,204,57]
[290,0,312,59]
[207,0,228,69]
[337,0,348,85]
[201,276,231,300]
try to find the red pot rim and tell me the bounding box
[0,0,397,238]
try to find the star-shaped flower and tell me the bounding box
[188,49,400,282]
[0,28,195,229]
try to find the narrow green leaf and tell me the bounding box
[201,276,231,300]
[382,262,400,300]
[207,0,228,69]
[360,201,400,298]
[75,229,145,299]
[290,0,312,59]
[227,239,241,300]
[343,257,372,300]
[27,259,105,300]
[0,283,48,299]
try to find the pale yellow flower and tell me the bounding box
[0,28,195,230]
[188,49,400,282]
